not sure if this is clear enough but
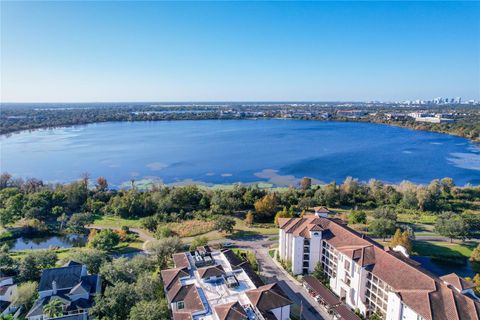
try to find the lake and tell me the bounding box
[412,256,480,278]
[7,234,87,251]
[1,120,479,187]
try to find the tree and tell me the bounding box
[18,251,57,282]
[67,212,93,233]
[96,176,109,192]
[30,250,57,269]
[0,252,16,275]
[92,282,139,320]
[155,225,174,239]
[312,262,328,285]
[13,281,38,309]
[134,272,163,301]
[89,229,120,251]
[348,210,367,224]
[62,249,109,274]
[390,229,412,254]
[145,237,183,268]
[129,300,170,320]
[245,251,258,271]
[400,230,412,254]
[141,216,158,233]
[390,229,403,248]
[369,207,397,241]
[300,177,312,191]
[434,212,468,242]
[214,216,236,234]
[245,210,254,227]
[56,212,68,231]
[254,193,278,221]
[471,243,480,262]
[465,274,480,295]
[43,298,64,318]
[18,255,40,282]
[189,236,208,251]
[369,313,382,320]
[274,207,293,226]
[0,193,23,225]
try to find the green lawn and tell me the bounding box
[91,214,144,229]
[412,240,478,258]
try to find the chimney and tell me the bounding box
[52,280,57,294]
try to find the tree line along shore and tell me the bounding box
[1,104,479,141]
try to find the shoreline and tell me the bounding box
[2,117,479,143]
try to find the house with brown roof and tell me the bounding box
[161,248,292,320]
[278,213,480,320]
[0,276,18,317]
[245,283,292,320]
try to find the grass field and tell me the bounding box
[412,240,478,258]
[91,214,144,229]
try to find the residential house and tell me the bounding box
[161,246,292,320]
[26,261,101,320]
[0,276,18,316]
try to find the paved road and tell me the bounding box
[255,248,332,320]
[87,225,156,241]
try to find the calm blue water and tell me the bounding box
[1,120,479,187]
[7,234,87,250]
[412,256,480,278]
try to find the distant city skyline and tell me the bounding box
[1,1,479,102]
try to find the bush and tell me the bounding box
[348,210,367,224]
[89,229,120,251]
[155,226,174,239]
[189,236,208,251]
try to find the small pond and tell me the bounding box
[412,256,480,278]
[7,234,87,250]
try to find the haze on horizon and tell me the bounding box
[1,1,479,103]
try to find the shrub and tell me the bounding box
[155,226,174,239]
[89,229,120,251]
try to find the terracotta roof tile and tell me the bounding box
[246,283,292,312]
[161,268,189,291]
[440,273,476,291]
[214,301,247,320]
[280,216,480,320]
[167,283,205,315]
[197,265,225,279]
[173,253,191,270]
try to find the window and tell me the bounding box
[344,260,351,272]
[177,301,185,310]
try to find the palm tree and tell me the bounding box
[43,298,64,318]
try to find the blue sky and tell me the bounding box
[1,1,479,102]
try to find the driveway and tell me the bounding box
[255,248,332,320]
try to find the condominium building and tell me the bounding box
[278,208,480,320]
[161,246,292,320]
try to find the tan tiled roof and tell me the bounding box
[167,282,205,315]
[280,215,326,239]
[246,283,292,312]
[161,268,189,290]
[313,206,332,214]
[173,253,191,270]
[172,312,193,320]
[197,265,225,279]
[280,215,480,320]
[214,301,247,320]
[440,273,476,291]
